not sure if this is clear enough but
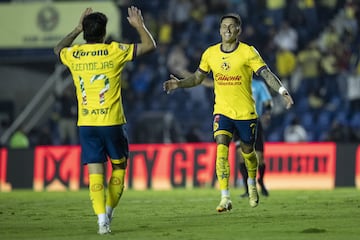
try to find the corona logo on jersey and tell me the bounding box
[72,49,109,59]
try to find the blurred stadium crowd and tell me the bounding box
[2,0,360,147]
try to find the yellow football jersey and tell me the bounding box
[60,42,135,126]
[199,42,267,120]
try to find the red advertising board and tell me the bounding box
[0,142,339,191]
[0,148,11,191]
[33,146,82,191]
[264,143,336,189]
[355,145,360,188]
[29,142,336,191]
[128,143,224,190]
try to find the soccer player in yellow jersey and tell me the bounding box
[54,6,156,234]
[163,13,293,212]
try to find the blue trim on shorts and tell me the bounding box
[79,125,129,165]
[213,114,257,145]
[234,120,263,150]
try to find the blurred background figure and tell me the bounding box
[9,127,29,149]
[284,117,308,142]
[52,85,78,145]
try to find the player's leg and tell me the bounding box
[255,122,269,196]
[103,125,129,226]
[234,134,249,197]
[79,126,109,234]
[213,114,233,212]
[236,119,259,207]
[237,147,249,197]
[105,159,126,225]
[88,163,108,234]
[215,134,232,212]
[256,150,269,196]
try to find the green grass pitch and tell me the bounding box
[0,188,359,240]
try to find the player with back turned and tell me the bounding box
[54,6,156,234]
[163,13,293,212]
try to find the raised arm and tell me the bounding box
[127,6,156,56]
[53,7,93,56]
[259,67,294,109]
[163,70,206,94]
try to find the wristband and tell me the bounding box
[278,86,287,95]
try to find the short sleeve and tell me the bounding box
[198,48,211,73]
[59,47,73,67]
[247,46,267,74]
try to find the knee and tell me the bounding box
[111,157,127,170]
[240,143,254,154]
[215,134,231,146]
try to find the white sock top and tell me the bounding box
[98,213,107,225]
[221,190,230,198]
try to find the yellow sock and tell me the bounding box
[89,174,105,215]
[242,150,258,179]
[216,144,230,192]
[106,169,125,209]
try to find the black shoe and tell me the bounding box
[239,192,249,198]
[261,187,269,196]
[258,179,269,197]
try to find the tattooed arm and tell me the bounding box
[259,67,294,109]
[163,70,206,94]
[54,8,93,56]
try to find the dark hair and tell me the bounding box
[82,12,108,43]
[220,13,242,28]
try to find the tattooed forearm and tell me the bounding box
[260,68,283,92]
[178,71,205,88]
[178,76,198,88]
[54,27,82,55]
[259,67,294,109]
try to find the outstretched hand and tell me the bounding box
[77,7,93,31]
[163,74,181,94]
[127,6,144,29]
[282,90,294,109]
